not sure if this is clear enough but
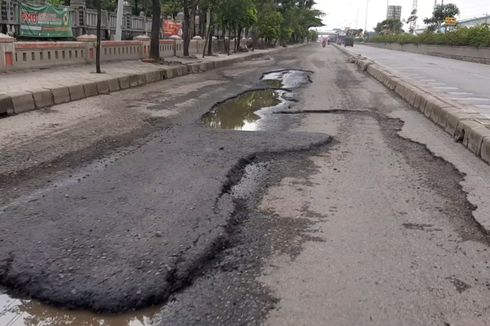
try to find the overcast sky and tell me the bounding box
[314,0,490,31]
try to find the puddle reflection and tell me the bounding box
[202,89,286,130]
[0,291,159,326]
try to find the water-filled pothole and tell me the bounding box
[203,69,312,131]
[202,89,288,131]
[0,289,158,325]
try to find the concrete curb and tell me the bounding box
[334,44,490,166]
[1,44,306,117]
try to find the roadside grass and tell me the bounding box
[369,25,490,48]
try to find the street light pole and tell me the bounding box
[364,0,369,32]
[115,0,124,41]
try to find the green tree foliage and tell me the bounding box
[257,6,283,46]
[308,29,318,42]
[83,0,323,55]
[85,0,117,12]
[374,19,404,35]
[47,0,68,7]
[275,0,323,44]
[370,25,490,47]
[162,0,183,19]
[423,3,460,32]
[216,0,257,51]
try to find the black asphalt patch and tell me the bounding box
[0,126,330,312]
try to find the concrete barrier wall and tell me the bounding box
[14,42,88,69]
[101,41,143,62]
[175,40,184,57]
[159,40,175,57]
[365,42,490,65]
[0,37,209,71]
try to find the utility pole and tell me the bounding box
[364,0,369,32]
[115,0,124,40]
[96,0,101,73]
[355,8,359,29]
[409,0,418,34]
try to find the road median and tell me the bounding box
[335,44,490,166]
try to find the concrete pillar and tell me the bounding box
[115,0,124,41]
[76,34,97,63]
[0,33,15,72]
[134,35,150,59]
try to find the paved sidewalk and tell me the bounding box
[0,47,290,116]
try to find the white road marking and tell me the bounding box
[457,97,490,101]
[475,104,490,109]
[448,91,473,96]
[428,82,446,86]
[471,73,490,80]
[433,86,459,90]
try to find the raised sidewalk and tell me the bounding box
[0,46,292,116]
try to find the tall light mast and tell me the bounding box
[408,0,418,33]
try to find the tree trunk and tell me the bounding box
[227,28,231,56]
[222,25,228,55]
[149,0,160,60]
[96,0,101,73]
[236,27,242,52]
[207,31,213,55]
[183,0,191,56]
[207,13,213,56]
[202,9,211,58]
[133,0,138,15]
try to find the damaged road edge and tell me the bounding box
[333,44,490,167]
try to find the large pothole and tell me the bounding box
[202,69,312,131]
[202,89,289,131]
[260,69,312,89]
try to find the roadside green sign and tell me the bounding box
[19,3,73,38]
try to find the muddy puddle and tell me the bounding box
[203,69,311,130]
[202,89,288,130]
[0,289,159,326]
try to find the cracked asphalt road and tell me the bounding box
[1,44,490,325]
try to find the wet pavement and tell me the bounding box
[202,69,312,130]
[260,69,312,89]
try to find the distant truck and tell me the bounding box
[344,37,354,47]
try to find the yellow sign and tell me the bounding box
[444,17,457,26]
